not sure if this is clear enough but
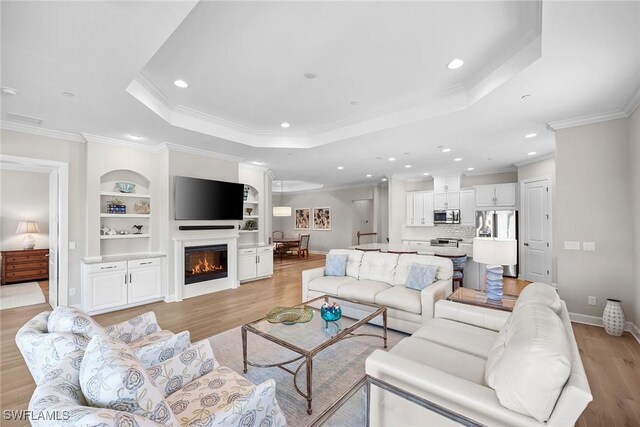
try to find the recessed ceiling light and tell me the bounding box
[280,122,290,128]
[366,174,372,178]
[454,158,462,162]
[404,165,412,168]
[304,73,317,79]
[388,157,396,161]
[337,166,344,170]
[447,58,464,70]
[62,92,75,97]
[174,79,189,88]
[381,178,388,182]
[252,161,265,165]
[525,133,537,138]
[127,134,143,140]
[423,172,430,176]
[527,152,537,156]
[1,86,19,96]
[441,148,451,153]
[467,167,474,171]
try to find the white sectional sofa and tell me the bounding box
[302,249,453,333]
[366,282,592,426]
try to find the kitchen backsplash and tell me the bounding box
[402,224,477,242]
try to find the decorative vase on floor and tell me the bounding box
[603,299,625,337]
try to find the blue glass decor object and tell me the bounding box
[321,302,342,328]
[485,265,504,301]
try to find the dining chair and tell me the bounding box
[297,234,310,259]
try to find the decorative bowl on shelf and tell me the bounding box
[116,181,136,193]
[320,302,342,323]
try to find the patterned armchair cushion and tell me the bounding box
[79,334,177,426]
[146,340,220,398]
[165,366,286,427]
[105,312,161,343]
[137,331,192,369]
[48,306,105,340]
[52,333,92,360]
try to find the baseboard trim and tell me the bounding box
[569,312,640,344]
[309,250,328,255]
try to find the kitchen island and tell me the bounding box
[348,243,468,258]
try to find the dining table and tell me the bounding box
[273,238,301,260]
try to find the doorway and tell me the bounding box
[0,154,69,309]
[352,199,374,245]
[521,177,551,283]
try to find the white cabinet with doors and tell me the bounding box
[433,175,461,193]
[474,183,517,207]
[82,257,162,314]
[406,191,434,226]
[239,246,273,282]
[433,192,460,210]
[459,189,476,226]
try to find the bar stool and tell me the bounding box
[436,254,467,290]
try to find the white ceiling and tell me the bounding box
[1,1,639,190]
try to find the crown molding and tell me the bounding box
[547,110,629,131]
[462,166,518,177]
[0,120,85,143]
[513,152,555,168]
[239,162,269,173]
[157,142,244,162]
[81,133,160,152]
[623,85,640,116]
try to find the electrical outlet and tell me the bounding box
[588,296,596,306]
[69,288,76,296]
[69,241,76,250]
[583,242,596,251]
[564,241,581,250]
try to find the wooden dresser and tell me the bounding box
[1,249,49,285]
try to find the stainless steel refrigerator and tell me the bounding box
[475,210,518,277]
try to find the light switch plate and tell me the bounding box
[583,242,596,251]
[69,288,76,296]
[588,296,596,306]
[564,241,581,250]
[69,241,76,250]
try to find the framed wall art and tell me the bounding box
[313,207,331,231]
[295,208,310,230]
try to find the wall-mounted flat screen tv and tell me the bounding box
[175,176,244,220]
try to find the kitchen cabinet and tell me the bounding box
[433,192,460,210]
[460,190,476,226]
[474,183,517,207]
[239,246,273,282]
[433,175,461,193]
[82,257,162,314]
[406,191,434,226]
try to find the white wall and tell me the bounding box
[0,169,50,250]
[1,129,87,305]
[629,106,640,326]
[556,119,635,319]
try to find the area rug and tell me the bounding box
[0,282,46,310]
[209,324,408,426]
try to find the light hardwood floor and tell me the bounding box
[1,254,639,426]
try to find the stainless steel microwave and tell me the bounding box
[433,209,460,224]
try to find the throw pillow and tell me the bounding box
[79,334,177,426]
[404,262,438,291]
[48,306,105,340]
[325,254,348,277]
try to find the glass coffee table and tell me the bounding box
[242,295,387,415]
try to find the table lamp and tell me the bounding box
[16,221,40,250]
[472,237,517,300]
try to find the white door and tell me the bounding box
[433,193,447,210]
[522,179,550,283]
[88,270,128,311]
[48,169,59,308]
[238,255,256,281]
[495,184,517,207]
[475,186,496,207]
[128,265,162,304]
[257,251,273,277]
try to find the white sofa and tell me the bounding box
[302,249,453,333]
[366,282,592,426]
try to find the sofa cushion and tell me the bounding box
[391,338,486,385]
[513,282,562,316]
[129,329,175,349]
[374,286,422,314]
[79,334,177,426]
[404,262,438,291]
[393,254,453,286]
[328,249,364,278]
[48,306,105,340]
[412,319,498,358]
[358,252,399,284]
[308,276,357,295]
[337,280,392,303]
[485,304,572,423]
[325,254,348,276]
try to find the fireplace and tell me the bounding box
[184,244,228,285]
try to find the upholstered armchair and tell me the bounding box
[16,306,190,386]
[29,337,287,427]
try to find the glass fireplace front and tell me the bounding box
[184,244,228,285]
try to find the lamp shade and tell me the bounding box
[273,206,292,217]
[15,221,40,234]
[472,238,517,265]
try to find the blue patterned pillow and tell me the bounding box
[405,262,438,291]
[325,254,348,277]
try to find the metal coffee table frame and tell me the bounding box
[242,294,387,415]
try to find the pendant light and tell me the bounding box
[272,180,292,217]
